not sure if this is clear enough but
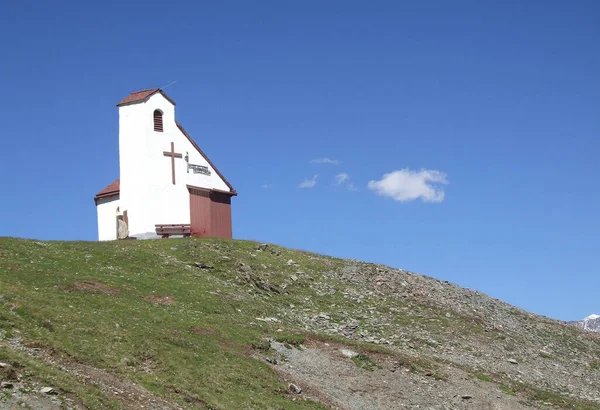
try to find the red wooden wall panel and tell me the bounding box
[209,192,232,238]
[188,187,233,239]
[189,188,211,237]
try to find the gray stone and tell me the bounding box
[340,349,359,358]
[289,383,302,394]
[286,259,296,266]
[0,362,8,368]
[40,386,57,395]
[117,218,128,239]
[508,358,518,364]
[128,231,160,240]
[1,381,13,388]
[256,317,279,323]
[193,262,214,269]
[257,243,268,251]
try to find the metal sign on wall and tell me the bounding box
[188,163,211,175]
[185,152,212,176]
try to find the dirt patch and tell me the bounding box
[271,366,352,410]
[0,363,19,380]
[166,385,208,408]
[265,341,540,410]
[4,332,181,410]
[62,280,120,295]
[144,295,175,305]
[190,327,216,335]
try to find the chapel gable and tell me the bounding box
[94,88,236,241]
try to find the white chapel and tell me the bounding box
[94,88,236,241]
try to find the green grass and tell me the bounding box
[351,354,380,371]
[274,333,305,349]
[473,373,493,383]
[500,383,517,396]
[0,346,118,408]
[0,237,333,409]
[0,237,597,410]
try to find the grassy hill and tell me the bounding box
[1,237,599,409]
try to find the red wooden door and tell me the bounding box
[189,188,211,237]
[210,192,232,238]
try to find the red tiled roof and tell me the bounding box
[94,179,120,202]
[176,122,237,195]
[116,88,176,107]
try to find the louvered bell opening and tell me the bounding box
[154,110,164,132]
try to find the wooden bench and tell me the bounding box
[155,224,192,238]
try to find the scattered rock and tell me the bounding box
[340,349,359,358]
[256,317,280,323]
[0,362,8,368]
[289,383,302,394]
[1,381,13,388]
[286,259,296,266]
[290,275,298,281]
[257,243,268,251]
[461,394,473,400]
[40,386,57,395]
[193,262,214,269]
[340,321,359,336]
[508,359,518,365]
[254,280,281,294]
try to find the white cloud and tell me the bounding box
[335,173,349,184]
[299,174,318,188]
[310,158,340,165]
[335,172,358,191]
[368,169,448,203]
[260,183,271,189]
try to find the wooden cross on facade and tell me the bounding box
[163,142,183,185]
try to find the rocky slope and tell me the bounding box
[1,237,599,409]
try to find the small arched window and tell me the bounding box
[153,110,163,132]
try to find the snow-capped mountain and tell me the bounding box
[571,314,600,332]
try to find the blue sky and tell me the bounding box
[1,1,599,321]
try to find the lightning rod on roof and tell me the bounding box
[160,81,177,90]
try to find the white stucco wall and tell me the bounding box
[96,195,120,241]
[117,92,230,238]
